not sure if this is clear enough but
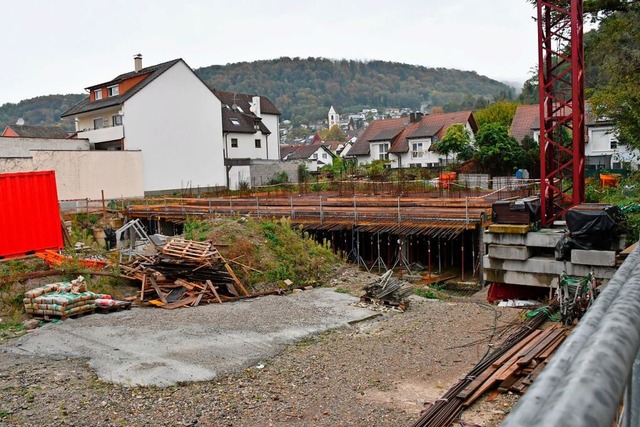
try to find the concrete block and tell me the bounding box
[483,269,559,288]
[482,255,617,280]
[488,244,534,261]
[571,249,617,267]
[484,230,564,248]
[487,224,530,234]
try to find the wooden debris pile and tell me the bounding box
[361,270,413,309]
[120,238,249,309]
[458,324,569,407]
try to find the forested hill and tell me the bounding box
[195,57,513,123]
[0,58,512,130]
[0,94,85,131]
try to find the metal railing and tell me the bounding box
[503,243,640,427]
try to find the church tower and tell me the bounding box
[328,106,340,128]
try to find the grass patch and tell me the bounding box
[413,287,441,300]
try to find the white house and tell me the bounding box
[348,111,477,168]
[510,104,639,170]
[284,144,336,172]
[62,55,225,194]
[212,90,282,189]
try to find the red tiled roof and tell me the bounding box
[279,145,298,160]
[348,117,407,156]
[285,144,334,160]
[510,105,540,142]
[390,111,476,153]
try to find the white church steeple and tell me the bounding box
[328,106,340,128]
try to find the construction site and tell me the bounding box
[1,1,639,427]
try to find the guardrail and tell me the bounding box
[503,243,640,426]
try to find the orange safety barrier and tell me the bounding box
[35,250,108,270]
[600,173,620,188]
[438,171,457,189]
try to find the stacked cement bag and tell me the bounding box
[23,277,98,319]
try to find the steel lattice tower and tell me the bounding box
[537,0,585,226]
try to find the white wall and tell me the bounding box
[261,114,280,159]
[225,132,270,159]
[0,150,143,199]
[396,137,443,168]
[228,165,251,190]
[587,126,640,168]
[124,61,225,192]
[0,137,90,157]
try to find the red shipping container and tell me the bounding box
[0,171,63,258]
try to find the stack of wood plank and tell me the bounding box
[458,324,568,407]
[120,237,248,309]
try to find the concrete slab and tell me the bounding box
[483,255,617,279]
[488,244,534,261]
[484,230,564,248]
[6,288,373,387]
[571,249,617,267]
[483,269,560,288]
[487,224,531,234]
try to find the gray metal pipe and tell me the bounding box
[503,244,640,426]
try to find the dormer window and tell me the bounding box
[230,118,241,126]
[94,89,102,100]
[107,85,119,97]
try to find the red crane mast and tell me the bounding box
[537,0,585,225]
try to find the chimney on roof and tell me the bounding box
[251,96,261,118]
[134,53,143,72]
[410,112,424,123]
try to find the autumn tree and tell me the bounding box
[319,124,347,142]
[474,101,519,128]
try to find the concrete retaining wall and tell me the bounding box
[0,150,144,200]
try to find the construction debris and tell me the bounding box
[120,237,249,309]
[361,270,413,310]
[411,302,563,427]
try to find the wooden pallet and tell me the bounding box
[159,238,222,262]
[95,301,132,314]
[30,308,96,321]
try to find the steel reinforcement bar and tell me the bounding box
[503,243,640,427]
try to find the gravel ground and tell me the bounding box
[0,268,524,427]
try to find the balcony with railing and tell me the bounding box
[77,125,124,143]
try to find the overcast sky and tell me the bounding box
[1,0,538,106]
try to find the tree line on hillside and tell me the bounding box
[0,94,84,132]
[195,57,514,125]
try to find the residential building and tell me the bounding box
[212,90,282,190]
[510,104,639,169]
[283,144,336,172]
[213,90,281,161]
[348,111,477,168]
[509,104,540,143]
[62,55,225,193]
